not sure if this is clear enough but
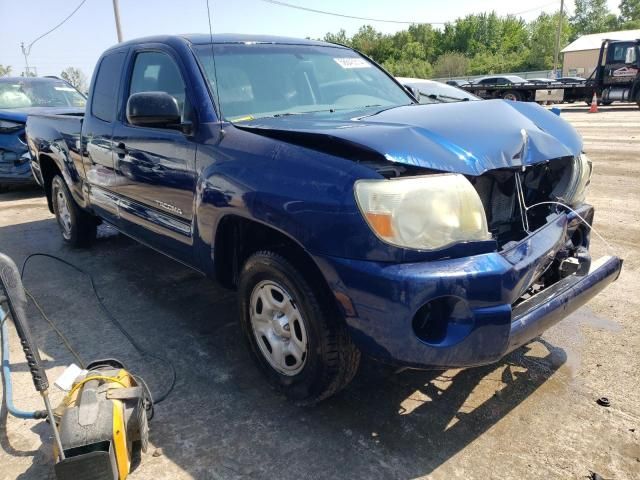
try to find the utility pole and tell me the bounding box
[552,0,565,79]
[20,42,31,76]
[112,0,123,42]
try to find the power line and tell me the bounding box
[20,0,88,76]
[512,1,560,16]
[254,0,446,24]
[22,0,89,56]
[253,0,561,25]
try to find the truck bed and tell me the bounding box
[25,110,85,191]
[461,81,591,103]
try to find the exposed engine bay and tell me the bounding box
[366,155,594,300]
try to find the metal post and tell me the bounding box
[42,391,66,460]
[112,0,123,43]
[552,0,565,78]
[20,42,30,77]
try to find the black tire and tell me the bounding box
[51,175,97,247]
[502,90,522,101]
[602,100,613,106]
[238,251,360,404]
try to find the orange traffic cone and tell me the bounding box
[589,92,598,113]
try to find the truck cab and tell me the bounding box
[595,39,640,105]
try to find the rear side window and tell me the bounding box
[91,52,125,122]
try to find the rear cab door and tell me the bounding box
[83,49,128,223]
[111,43,198,265]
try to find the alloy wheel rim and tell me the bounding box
[250,280,308,376]
[56,189,72,237]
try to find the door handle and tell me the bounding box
[114,142,127,157]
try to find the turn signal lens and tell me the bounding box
[365,212,394,238]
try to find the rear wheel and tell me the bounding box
[502,90,522,102]
[51,175,97,247]
[238,251,360,404]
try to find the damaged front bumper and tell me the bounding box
[315,204,622,368]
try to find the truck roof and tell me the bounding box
[105,33,339,52]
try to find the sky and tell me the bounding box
[0,0,623,80]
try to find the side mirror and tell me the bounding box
[126,91,181,128]
[403,84,421,102]
[625,47,637,65]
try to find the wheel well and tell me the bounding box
[39,154,61,213]
[214,216,331,296]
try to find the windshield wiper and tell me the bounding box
[272,112,301,117]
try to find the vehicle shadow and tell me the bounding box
[0,184,42,201]
[1,218,566,480]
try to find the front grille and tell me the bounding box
[470,158,574,247]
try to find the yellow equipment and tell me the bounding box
[53,359,149,480]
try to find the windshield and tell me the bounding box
[401,80,479,104]
[194,44,413,122]
[0,79,86,109]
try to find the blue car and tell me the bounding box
[26,35,622,403]
[0,77,85,188]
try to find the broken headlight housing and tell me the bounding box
[556,153,592,206]
[354,174,490,250]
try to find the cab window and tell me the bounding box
[128,51,189,122]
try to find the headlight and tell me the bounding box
[0,120,24,133]
[354,174,490,250]
[563,153,592,206]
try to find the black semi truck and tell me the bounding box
[461,39,640,107]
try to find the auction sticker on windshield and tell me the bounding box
[334,58,371,69]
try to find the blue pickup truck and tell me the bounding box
[26,34,622,403]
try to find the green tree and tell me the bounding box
[527,12,572,70]
[383,58,433,79]
[60,67,87,92]
[350,25,394,64]
[433,52,470,77]
[620,0,640,21]
[571,0,616,36]
[0,65,12,77]
[323,29,350,46]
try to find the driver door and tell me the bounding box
[111,48,197,264]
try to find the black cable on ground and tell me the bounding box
[23,288,86,369]
[20,253,176,404]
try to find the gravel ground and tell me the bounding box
[0,103,638,480]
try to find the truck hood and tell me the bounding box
[0,107,83,123]
[237,99,582,176]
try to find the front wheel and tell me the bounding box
[238,251,360,404]
[51,175,97,247]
